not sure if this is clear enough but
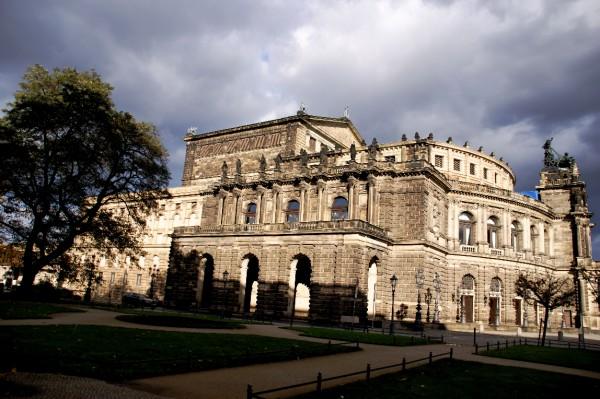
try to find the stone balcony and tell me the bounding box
[173,219,391,241]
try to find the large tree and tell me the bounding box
[0,65,170,294]
[515,272,575,346]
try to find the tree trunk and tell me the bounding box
[18,266,36,298]
[541,306,550,347]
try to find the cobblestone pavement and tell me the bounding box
[1,372,169,399]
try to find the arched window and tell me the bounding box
[285,200,300,223]
[459,212,474,245]
[490,277,501,293]
[461,274,475,290]
[511,221,522,251]
[487,216,500,248]
[244,203,257,224]
[331,196,348,221]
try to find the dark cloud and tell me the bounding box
[1,0,599,254]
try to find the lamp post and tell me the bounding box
[222,270,229,319]
[389,274,398,335]
[523,289,529,328]
[425,288,432,323]
[415,269,425,326]
[433,272,441,323]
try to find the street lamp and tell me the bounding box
[425,288,432,323]
[523,289,529,328]
[415,269,425,326]
[222,270,229,318]
[389,274,398,335]
[433,272,441,323]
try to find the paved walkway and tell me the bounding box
[3,306,600,399]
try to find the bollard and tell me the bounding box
[402,357,406,371]
[317,372,322,392]
[429,352,433,365]
[450,347,453,360]
[366,363,371,381]
[246,385,253,399]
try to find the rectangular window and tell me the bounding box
[110,272,115,284]
[136,274,142,286]
[469,163,476,175]
[309,137,316,151]
[453,159,461,171]
[384,155,396,163]
[434,155,443,167]
[98,271,103,281]
[483,168,488,179]
[495,173,498,183]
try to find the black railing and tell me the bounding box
[246,348,453,399]
[474,338,600,354]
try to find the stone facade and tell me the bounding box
[84,112,600,331]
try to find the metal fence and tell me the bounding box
[474,338,600,354]
[246,348,454,399]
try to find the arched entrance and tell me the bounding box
[288,254,312,319]
[488,277,501,326]
[367,257,378,319]
[239,254,259,314]
[196,254,214,308]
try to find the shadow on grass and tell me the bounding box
[0,301,84,320]
[0,325,359,381]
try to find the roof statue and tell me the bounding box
[299,149,308,167]
[297,102,307,115]
[221,161,228,182]
[274,153,282,171]
[343,106,350,119]
[235,158,242,175]
[543,138,559,168]
[349,143,357,162]
[259,155,267,174]
[414,132,420,140]
[319,145,328,165]
[368,137,379,158]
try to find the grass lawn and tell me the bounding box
[0,325,358,381]
[115,313,245,329]
[0,301,84,319]
[292,359,600,399]
[288,327,428,346]
[481,345,600,372]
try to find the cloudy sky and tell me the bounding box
[2,0,600,253]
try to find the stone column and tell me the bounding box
[502,211,511,254]
[217,189,228,225]
[299,181,310,222]
[272,184,282,223]
[477,205,486,251]
[233,188,242,224]
[256,185,266,224]
[367,175,377,223]
[548,225,555,256]
[538,222,545,255]
[522,217,531,253]
[347,176,358,219]
[317,179,326,221]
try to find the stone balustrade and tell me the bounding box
[173,219,390,240]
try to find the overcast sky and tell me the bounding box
[2,0,600,254]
